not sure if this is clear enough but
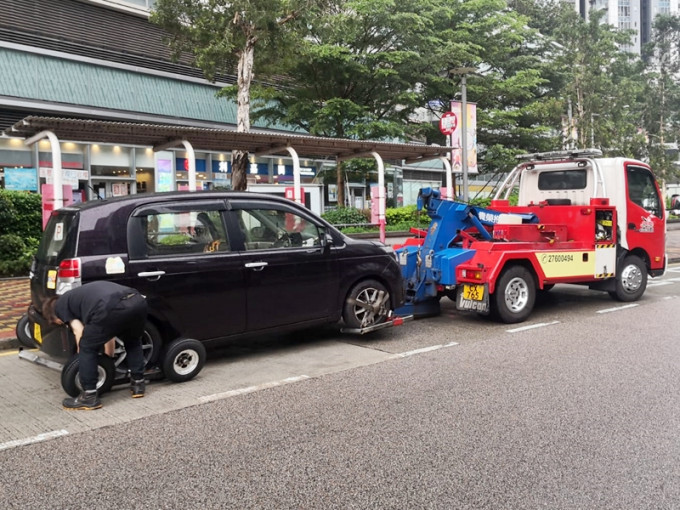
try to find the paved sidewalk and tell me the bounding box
[2,224,679,350]
[0,277,30,348]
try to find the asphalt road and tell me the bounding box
[2,267,680,509]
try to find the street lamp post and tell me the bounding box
[449,67,477,202]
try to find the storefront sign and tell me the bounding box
[40,167,87,187]
[155,154,174,192]
[5,167,38,191]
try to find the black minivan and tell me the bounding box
[23,191,404,395]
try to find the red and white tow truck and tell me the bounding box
[395,149,667,323]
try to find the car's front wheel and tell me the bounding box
[61,354,116,397]
[343,279,391,329]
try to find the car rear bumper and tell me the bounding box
[26,305,75,360]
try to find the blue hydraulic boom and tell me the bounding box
[394,188,537,317]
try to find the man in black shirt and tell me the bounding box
[43,281,148,410]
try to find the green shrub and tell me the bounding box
[0,233,35,277]
[322,207,369,225]
[0,190,42,277]
[0,190,42,238]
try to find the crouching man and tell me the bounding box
[43,281,148,410]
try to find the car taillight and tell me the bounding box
[56,258,82,295]
[58,258,81,278]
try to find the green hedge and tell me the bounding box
[322,204,430,232]
[0,190,42,277]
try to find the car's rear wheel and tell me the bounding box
[161,338,206,383]
[61,354,116,397]
[15,314,37,348]
[112,321,163,378]
[343,279,391,329]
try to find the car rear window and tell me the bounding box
[36,212,79,264]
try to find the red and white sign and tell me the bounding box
[439,111,458,135]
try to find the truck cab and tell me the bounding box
[493,150,665,275]
[451,150,667,322]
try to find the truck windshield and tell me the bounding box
[627,166,662,218]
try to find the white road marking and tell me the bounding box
[0,429,69,452]
[391,342,459,359]
[198,375,310,403]
[506,321,560,333]
[666,277,680,282]
[596,303,639,314]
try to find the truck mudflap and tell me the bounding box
[341,313,414,335]
[456,283,491,314]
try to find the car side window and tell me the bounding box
[143,209,229,257]
[237,208,321,251]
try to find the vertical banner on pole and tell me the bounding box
[450,101,478,174]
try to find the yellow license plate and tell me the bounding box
[33,322,43,344]
[47,270,57,290]
[462,284,485,301]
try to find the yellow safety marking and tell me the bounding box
[0,348,37,357]
[536,251,595,278]
[595,273,615,279]
[596,243,615,249]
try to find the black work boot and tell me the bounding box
[63,390,102,410]
[130,378,146,398]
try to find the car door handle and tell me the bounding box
[138,270,166,280]
[245,262,268,271]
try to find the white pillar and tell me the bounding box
[286,147,302,204]
[440,156,453,201]
[25,130,63,208]
[371,152,386,244]
[181,140,196,191]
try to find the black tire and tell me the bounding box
[61,354,116,398]
[342,279,391,329]
[15,314,37,348]
[112,321,163,378]
[492,265,536,324]
[609,254,647,302]
[161,338,206,383]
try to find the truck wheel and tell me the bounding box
[15,314,37,348]
[609,255,647,302]
[343,280,391,329]
[492,266,536,324]
[161,338,206,383]
[61,354,116,398]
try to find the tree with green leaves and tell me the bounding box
[542,7,647,157]
[642,14,680,184]
[150,0,326,190]
[255,0,551,203]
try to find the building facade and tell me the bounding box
[571,0,679,54]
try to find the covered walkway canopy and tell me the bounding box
[5,116,454,242]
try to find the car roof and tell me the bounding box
[60,190,296,213]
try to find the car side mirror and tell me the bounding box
[320,233,334,248]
